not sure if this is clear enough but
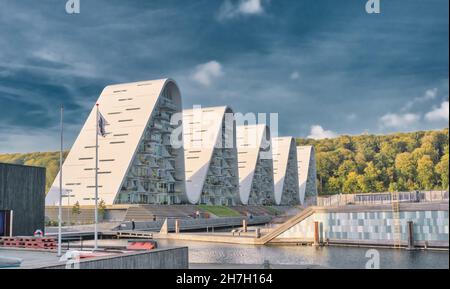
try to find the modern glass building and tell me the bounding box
[183,106,240,205]
[46,79,186,206]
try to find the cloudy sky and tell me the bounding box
[0,0,448,153]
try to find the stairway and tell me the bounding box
[124,206,154,221]
[256,207,315,244]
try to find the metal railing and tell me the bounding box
[317,190,449,207]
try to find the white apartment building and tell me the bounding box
[183,106,240,205]
[272,137,300,205]
[236,124,275,205]
[46,79,186,206]
[296,145,318,205]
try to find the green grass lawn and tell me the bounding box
[197,205,242,217]
[264,206,282,216]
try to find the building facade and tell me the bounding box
[296,146,318,205]
[0,163,45,236]
[236,124,275,205]
[183,106,240,205]
[46,79,186,206]
[272,137,300,205]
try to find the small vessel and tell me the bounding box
[0,256,22,268]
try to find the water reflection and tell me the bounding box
[156,239,449,269]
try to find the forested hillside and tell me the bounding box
[0,151,69,192]
[297,128,449,195]
[0,129,448,195]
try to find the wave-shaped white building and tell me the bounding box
[46,79,186,206]
[296,145,318,205]
[272,137,300,205]
[236,124,275,205]
[183,106,240,205]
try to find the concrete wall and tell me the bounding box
[118,215,272,232]
[0,163,45,236]
[42,247,188,269]
[45,206,105,225]
[275,203,449,247]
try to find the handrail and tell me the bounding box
[256,207,315,244]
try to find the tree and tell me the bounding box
[343,172,361,194]
[395,152,416,184]
[327,177,342,193]
[72,201,81,216]
[417,155,436,190]
[98,199,107,218]
[358,162,383,193]
[436,154,449,189]
[337,160,357,177]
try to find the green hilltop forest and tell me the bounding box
[297,128,449,195]
[0,129,448,195]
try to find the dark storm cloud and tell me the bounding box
[0,0,448,152]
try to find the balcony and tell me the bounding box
[159,99,177,111]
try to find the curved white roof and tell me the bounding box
[46,79,185,206]
[236,124,274,205]
[183,106,237,204]
[272,137,300,205]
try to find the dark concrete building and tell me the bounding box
[0,163,46,236]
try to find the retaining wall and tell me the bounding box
[117,216,272,232]
[274,203,449,248]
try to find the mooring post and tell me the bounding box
[314,221,320,246]
[175,219,180,234]
[407,221,414,250]
[243,219,248,232]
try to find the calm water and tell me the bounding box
[156,239,449,269]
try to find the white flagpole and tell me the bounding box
[94,104,99,251]
[58,104,63,257]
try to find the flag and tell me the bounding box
[97,110,108,137]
